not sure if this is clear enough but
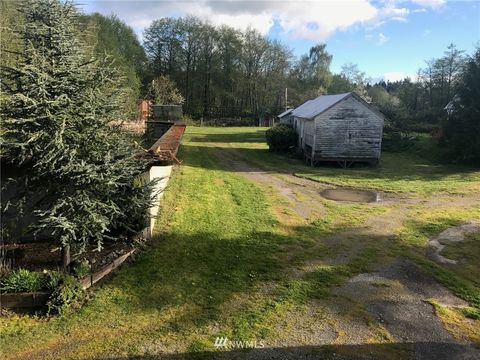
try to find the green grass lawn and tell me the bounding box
[1,126,479,359]
[185,127,479,195]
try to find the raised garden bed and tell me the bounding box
[0,291,50,308]
[1,249,136,309]
[78,249,135,290]
[2,239,135,272]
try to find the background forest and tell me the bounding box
[1,1,478,162]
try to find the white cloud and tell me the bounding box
[392,16,409,22]
[274,1,380,41]
[366,32,389,45]
[411,0,446,9]
[84,0,417,42]
[378,33,389,45]
[378,2,410,19]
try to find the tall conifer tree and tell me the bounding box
[1,0,153,260]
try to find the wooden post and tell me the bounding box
[62,244,71,270]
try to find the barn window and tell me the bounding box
[349,133,352,140]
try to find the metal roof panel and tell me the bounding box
[277,108,294,118]
[292,93,351,119]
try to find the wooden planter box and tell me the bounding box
[79,249,135,290]
[1,249,136,309]
[0,291,50,308]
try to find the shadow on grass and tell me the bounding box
[107,223,395,326]
[98,342,479,360]
[100,221,479,359]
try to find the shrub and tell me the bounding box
[0,268,44,293]
[381,132,416,152]
[181,115,197,126]
[405,123,441,134]
[73,260,91,278]
[149,74,184,105]
[46,274,84,315]
[0,268,85,314]
[265,124,297,152]
[43,270,64,291]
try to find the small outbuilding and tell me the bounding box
[292,92,385,166]
[444,94,461,116]
[277,108,294,125]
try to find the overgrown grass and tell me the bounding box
[1,126,479,358]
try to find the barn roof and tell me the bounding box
[292,93,351,119]
[277,108,293,118]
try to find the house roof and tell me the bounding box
[444,94,461,110]
[277,108,294,118]
[292,93,351,119]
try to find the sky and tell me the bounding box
[81,0,480,82]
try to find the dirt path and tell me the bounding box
[212,147,480,359]
[217,147,480,210]
[216,148,328,221]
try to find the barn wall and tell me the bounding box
[314,96,383,161]
[303,120,315,146]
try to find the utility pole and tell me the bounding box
[285,87,288,111]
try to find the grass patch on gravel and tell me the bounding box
[399,207,480,311]
[428,300,480,344]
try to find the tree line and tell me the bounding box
[365,45,479,163]
[140,15,478,162]
[1,2,478,162]
[366,44,468,131]
[141,18,376,119]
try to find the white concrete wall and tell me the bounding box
[145,165,173,238]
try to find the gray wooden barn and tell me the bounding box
[291,92,384,166]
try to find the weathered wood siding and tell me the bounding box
[303,120,315,146]
[294,118,314,154]
[313,96,383,161]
